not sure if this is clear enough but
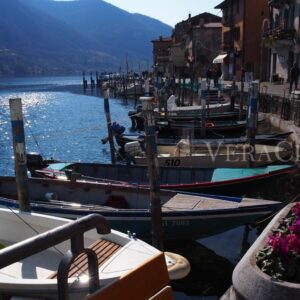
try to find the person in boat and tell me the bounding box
[289,62,300,93]
[213,66,222,88]
[206,68,212,87]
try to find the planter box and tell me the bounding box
[232,203,300,300]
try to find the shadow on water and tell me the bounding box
[165,223,261,300]
[166,240,234,299]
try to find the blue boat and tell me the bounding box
[27,155,297,196]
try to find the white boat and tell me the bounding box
[0,207,189,299]
[155,95,231,115]
[133,141,292,168]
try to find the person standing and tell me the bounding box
[290,63,300,93]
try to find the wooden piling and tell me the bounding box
[247,82,259,167]
[9,98,30,212]
[90,72,95,89]
[83,72,88,90]
[239,78,245,120]
[144,78,150,96]
[141,97,164,250]
[103,89,116,164]
[200,79,207,138]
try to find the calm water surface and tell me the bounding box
[0,76,259,299]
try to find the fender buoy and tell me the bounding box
[205,121,215,128]
[164,251,191,280]
[105,195,129,209]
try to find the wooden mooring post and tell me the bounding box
[200,79,207,138]
[90,72,95,89]
[247,82,259,167]
[9,98,30,212]
[104,89,116,164]
[144,77,150,97]
[83,72,88,90]
[141,96,164,250]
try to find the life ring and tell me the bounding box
[205,121,215,128]
[105,195,129,209]
[164,251,191,280]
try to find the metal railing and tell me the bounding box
[0,214,110,300]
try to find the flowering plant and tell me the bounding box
[256,202,300,283]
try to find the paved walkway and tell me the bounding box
[222,80,292,97]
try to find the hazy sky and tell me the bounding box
[103,0,223,27]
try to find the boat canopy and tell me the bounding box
[47,163,74,171]
[213,54,228,64]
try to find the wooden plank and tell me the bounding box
[87,252,171,300]
[49,239,121,279]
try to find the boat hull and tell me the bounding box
[0,196,281,241]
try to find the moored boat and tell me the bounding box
[26,156,298,196]
[0,176,283,240]
[0,208,189,299]
[132,142,292,168]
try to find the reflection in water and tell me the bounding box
[166,240,234,299]
[167,225,260,300]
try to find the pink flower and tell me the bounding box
[279,234,300,255]
[291,203,300,217]
[267,233,282,252]
[289,219,300,236]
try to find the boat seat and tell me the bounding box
[159,153,171,157]
[86,252,173,300]
[48,239,121,279]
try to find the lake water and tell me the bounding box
[0,76,261,299]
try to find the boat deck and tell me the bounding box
[0,238,121,280]
[162,194,275,211]
[50,239,122,279]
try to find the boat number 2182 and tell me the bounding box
[164,159,181,167]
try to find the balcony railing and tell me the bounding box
[263,27,296,41]
[268,0,293,9]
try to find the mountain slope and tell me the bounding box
[25,0,171,58]
[0,0,172,75]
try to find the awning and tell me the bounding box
[213,54,228,64]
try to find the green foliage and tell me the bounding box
[0,242,5,250]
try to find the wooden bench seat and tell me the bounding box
[49,239,121,279]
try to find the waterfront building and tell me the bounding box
[265,0,300,83]
[215,0,269,81]
[170,13,222,79]
[151,36,173,77]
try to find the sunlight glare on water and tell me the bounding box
[0,79,134,176]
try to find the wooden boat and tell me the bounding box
[0,176,282,240]
[0,207,188,299]
[155,110,247,121]
[26,158,297,196]
[129,105,236,131]
[156,118,265,138]
[159,95,231,114]
[132,142,292,168]
[114,132,293,150]
[155,132,293,146]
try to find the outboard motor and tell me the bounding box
[111,122,125,135]
[26,152,44,171]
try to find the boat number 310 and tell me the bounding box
[164,159,181,167]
